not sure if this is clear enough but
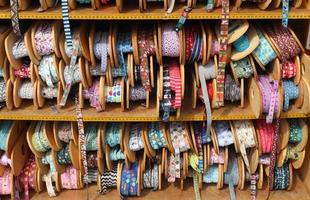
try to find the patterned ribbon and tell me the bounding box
[288,119,302,143]
[282,0,289,27]
[100,165,117,194]
[283,80,299,112]
[34,24,55,56]
[0,167,11,195]
[232,120,256,174]
[148,122,167,150]
[105,79,122,103]
[194,122,210,144]
[216,0,229,107]
[0,121,12,151]
[185,24,203,64]
[57,122,73,143]
[38,55,59,88]
[105,123,122,148]
[12,39,28,59]
[232,56,253,78]
[94,31,108,74]
[258,76,279,123]
[162,22,180,57]
[83,80,103,112]
[10,0,21,36]
[19,155,36,200]
[203,165,218,183]
[116,31,132,78]
[282,61,296,78]
[138,26,155,90]
[214,121,234,147]
[31,121,51,152]
[0,79,6,103]
[128,123,144,151]
[274,162,290,189]
[14,64,31,79]
[57,143,72,165]
[60,166,79,189]
[17,80,34,99]
[120,162,139,196]
[160,64,172,121]
[224,74,241,102]
[169,59,181,109]
[143,163,159,190]
[194,126,204,172]
[129,85,146,101]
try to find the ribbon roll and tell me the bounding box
[100,165,117,194]
[120,162,139,196]
[148,122,167,150]
[34,24,55,56]
[143,163,159,190]
[0,121,12,151]
[283,80,299,112]
[214,121,234,147]
[38,55,59,88]
[274,162,290,190]
[19,155,36,200]
[60,166,79,189]
[128,123,144,151]
[224,74,241,102]
[18,80,34,100]
[94,31,108,74]
[83,80,102,112]
[32,121,51,152]
[161,22,180,57]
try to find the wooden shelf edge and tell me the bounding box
[0,6,309,19]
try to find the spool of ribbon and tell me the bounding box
[34,24,54,56]
[129,85,146,101]
[116,31,132,77]
[138,26,155,90]
[128,123,144,152]
[120,162,139,196]
[258,75,279,123]
[283,80,299,112]
[42,86,58,99]
[185,24,203,64]
[84,123,98,151]
[209,148,225,165]
[32,121,51,153]
[86,151,98,168]
[60,166,79,189]
[257,119,274,154]
[0,121,12,151]
[168,59,181,109]
[83,80,102,112]
[282,60,296,79]
[57,143,72,165]
[193,127,204,172]
[232,120,256,174]
[285,145,302,162]
[148,122,167,150]
[193,122,210,145]
[100,165,117,194]
[160,64,172,121]
[18,80,34,100]
[12,38,28,59]
[203,165,218,183]
[57,122,73,143]
[14,64,31,79]
[42,152,58,197]
[143,163,159,190]
[94,31,108,74]
[161,22,180,57]
[105,79,122,103]
[38,55,59,88]
[109,147,125,161]
[274,162,290,190]
[224,148,239,200]
[169,122,191,154]
[64,63,81,86]
[266,24,301,63]
[83,168,97,184]
[19,155,36,200]
[64,31,82,58]
[105,123,122,148]
[167,153,182,183]
[288,119,302,143]
[252,28,277,67]
[224,74,241,102]
[232,56,253,78]
[214,121,234,147]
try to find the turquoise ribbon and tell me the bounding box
[0,121,13,151]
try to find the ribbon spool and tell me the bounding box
[230,120,259,174]
[164,150,188,186]
[99,165,118,194]
[248,76,282,121]
[256,119,275,155]
[88,23,113,86]
[79,79,104,111]
[192,56,217,109]
[202,163,224,189]
[183,22,207,66]
[33,54,59,88]
[30,22,61,62]
[36,81,63,108]
[126,82,150,110]
[103,123,126,171]
[68,0,100,9]
[251,26,278,70]
[53,121,79,149]
[59,57,89,89]
[5,27,38,69]
[142,161,161,191]
[9,62,37,85]
[131,24,158,89]
[265,24,304,64]
[59,23,91,65]
[211,121,237,155]
[143,122,169,158]
[117,161,141,197]
[229,55,257,86]
[223,148,240,199]
[224,74,244,108]
[277,145,306,170]
[59,166,83,190]
[101,77,125,112]
[12,78,38,109]
[272,162,293,191]
[27,121,60,159]
[78,123,104,175]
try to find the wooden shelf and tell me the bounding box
[29,175,310,200]
[0,99,306,121]
[0,5,309,19]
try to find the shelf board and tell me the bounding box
[29,175,310,200]
[0,99,306,121]
[0,5,309,19]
